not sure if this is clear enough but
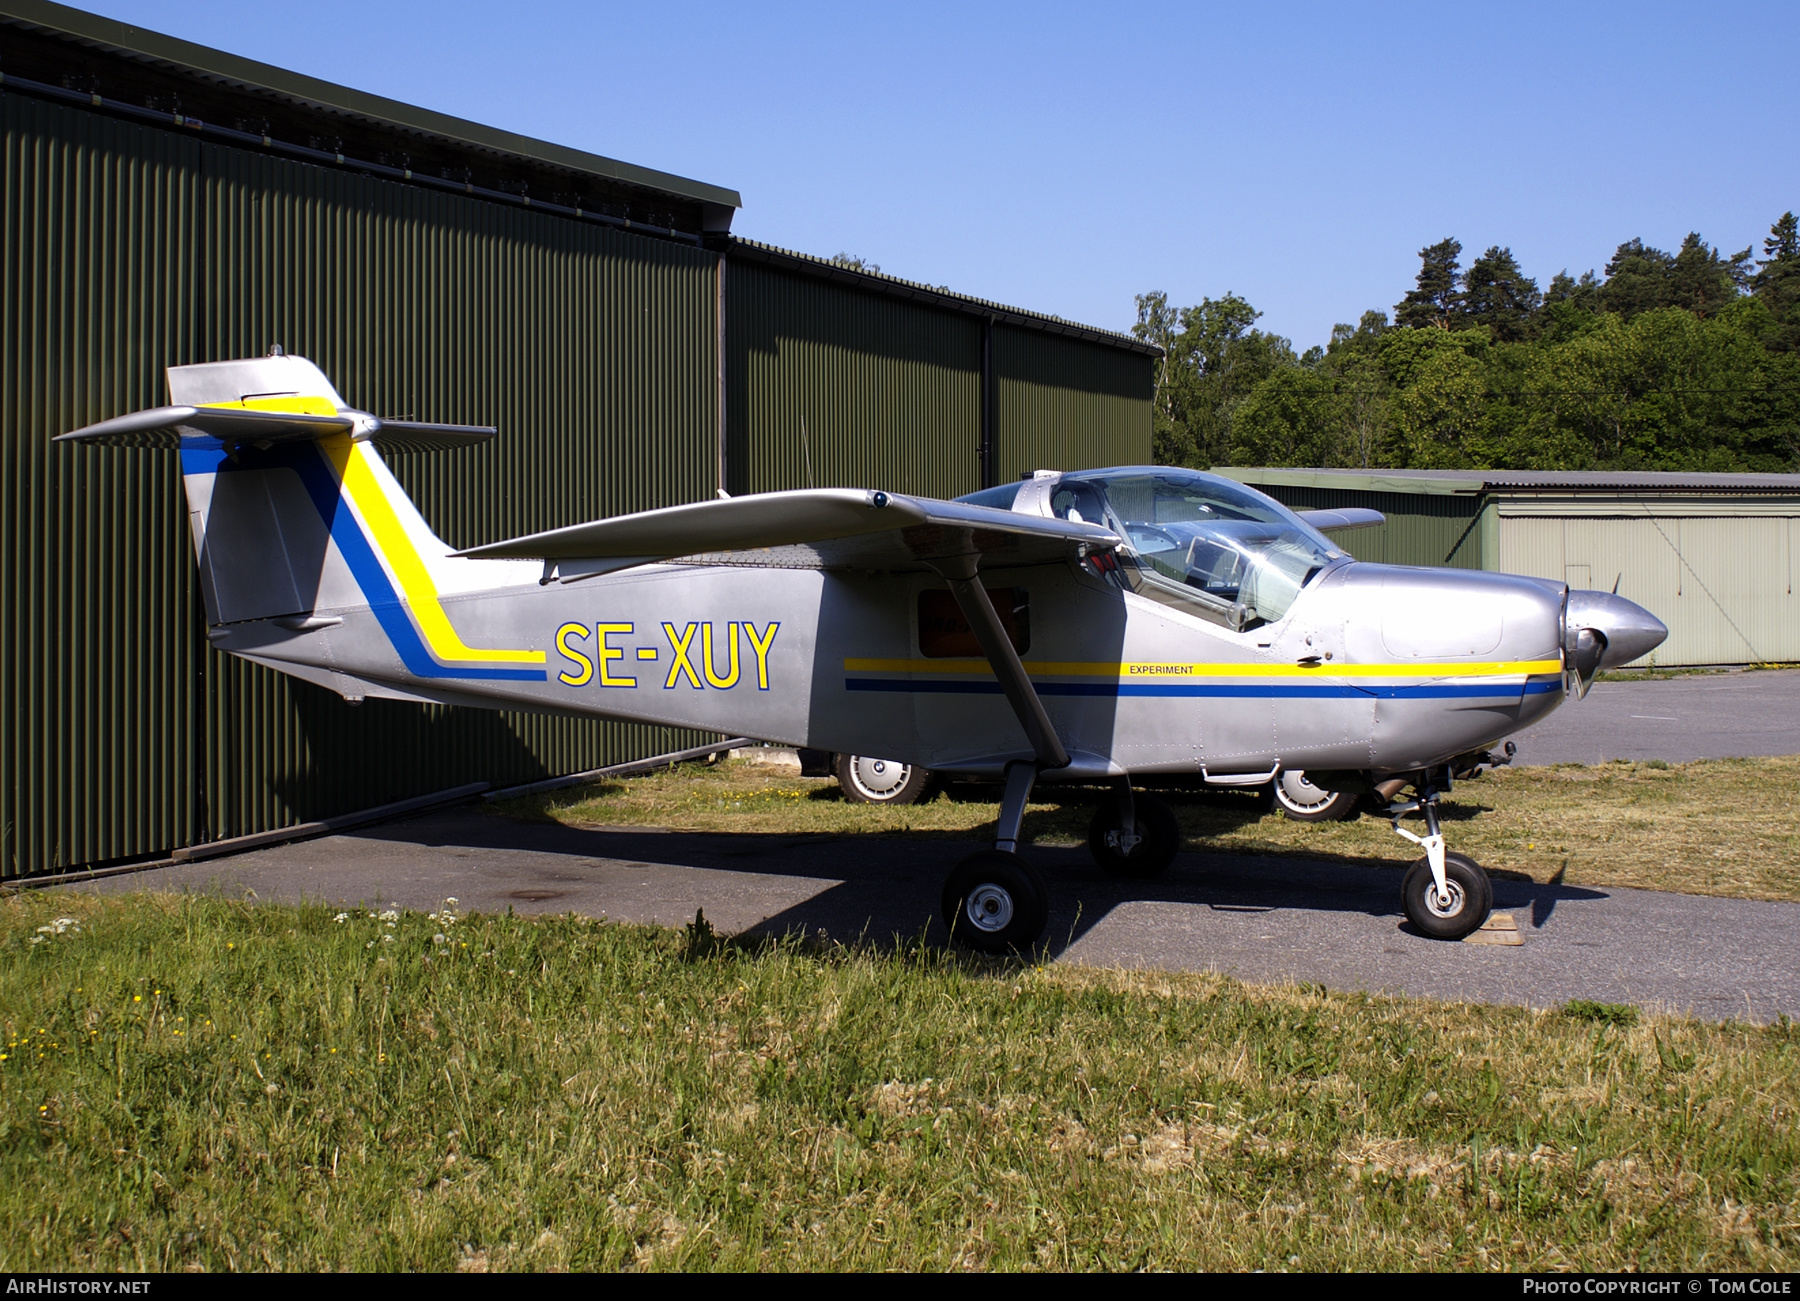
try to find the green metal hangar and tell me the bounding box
[1221,468,1800,667]
[0,0,1157,879]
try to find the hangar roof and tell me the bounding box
[1221,467,1800,497]
[0,0,741,233]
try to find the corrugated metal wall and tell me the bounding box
[725,260,983,498]
[992,325,1152,481]
[2,92,714,876]
[724,266,1154,497]
[1499,514,1800,666]
[1248,484,1488,569]
[3,95,203,876]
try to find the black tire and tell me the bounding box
[941,851,1050,954]
[1272,770,1359,823]
[1087,792,1181,879]
[836,753,934,805]
[1401,851,1493,940]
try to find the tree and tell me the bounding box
[1394,238,1463,329]
[1229,369,1347,468]
[1133,292,1194,465]
[1133,292,1293,467]
[1545,269,1600,312]
[1669,232,1751,317]
[1384,329,1494,465]
[1754,212,1800,353]
[1462,246,1542,341]
[1598,238,1677,319]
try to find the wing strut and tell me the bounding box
[932,554,1070,771]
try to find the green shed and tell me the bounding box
[1220,467,1800,668]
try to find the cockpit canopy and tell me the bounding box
[961,468,1343,630]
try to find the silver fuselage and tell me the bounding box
[215,547,1571,783]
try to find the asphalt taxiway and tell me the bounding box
[63,668,1800,1022]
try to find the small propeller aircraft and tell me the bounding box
[60,354,1669,951]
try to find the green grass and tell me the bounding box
[3,890,1796,1271]
[497,754,1800,903]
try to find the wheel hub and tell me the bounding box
[849,756,911,799]
[1425,878,1466,919]
[1105,823,1144,856]
[964,884,1015,933]
[1277,770,1334,811]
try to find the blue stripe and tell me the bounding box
[184,436,544,682]
[846,677,1541,700]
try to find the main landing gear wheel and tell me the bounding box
[1087,792,1181,879]
[1402,851,1492,940]
[941,850,1049,954]
[837,753,934,805]
[1272,770,1359,823]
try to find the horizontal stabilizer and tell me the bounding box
[56,405,352,448]
[1299,507,1385,531]
[459,488,1120,576]
[364,421,498,453]
[57,407,495,452]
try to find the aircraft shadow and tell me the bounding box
[354,801,1610,959]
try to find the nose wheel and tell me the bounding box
[1387,783,1493,940]
[1401,851,1492,938]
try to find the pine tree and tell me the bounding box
[1462,246,1542,341]
[1394,239,1463,329]
[1598,238,1676,318]
[1670,233,1750,317]
[1754,212,1800,352]
[1764,212,1799,263]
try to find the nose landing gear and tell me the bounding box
[1386,780,1493,940]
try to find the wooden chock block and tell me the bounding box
[1463,911,1524,946]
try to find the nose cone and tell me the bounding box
[1567,590,1668,671]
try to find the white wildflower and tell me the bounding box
[333,912,350,924]
[433,933,447,945]
[377,909,399,923]
[29,935,45,945]
[381,934,395,944]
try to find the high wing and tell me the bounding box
[55,406,496,454]
[458,487,1121,773]
[1298,507,1385,531]
[456,488,1122,578]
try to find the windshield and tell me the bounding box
[1053,468,1341,629]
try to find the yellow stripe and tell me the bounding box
[323,437,544,666]
[202,396,340,416]
[844,657,1562,678]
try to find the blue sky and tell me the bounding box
[73,1,1800,348]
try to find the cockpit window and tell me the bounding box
[1058,468,1341,629]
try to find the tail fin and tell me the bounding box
[59,356,530,644]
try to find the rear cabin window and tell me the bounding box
[918,588,1029,657]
